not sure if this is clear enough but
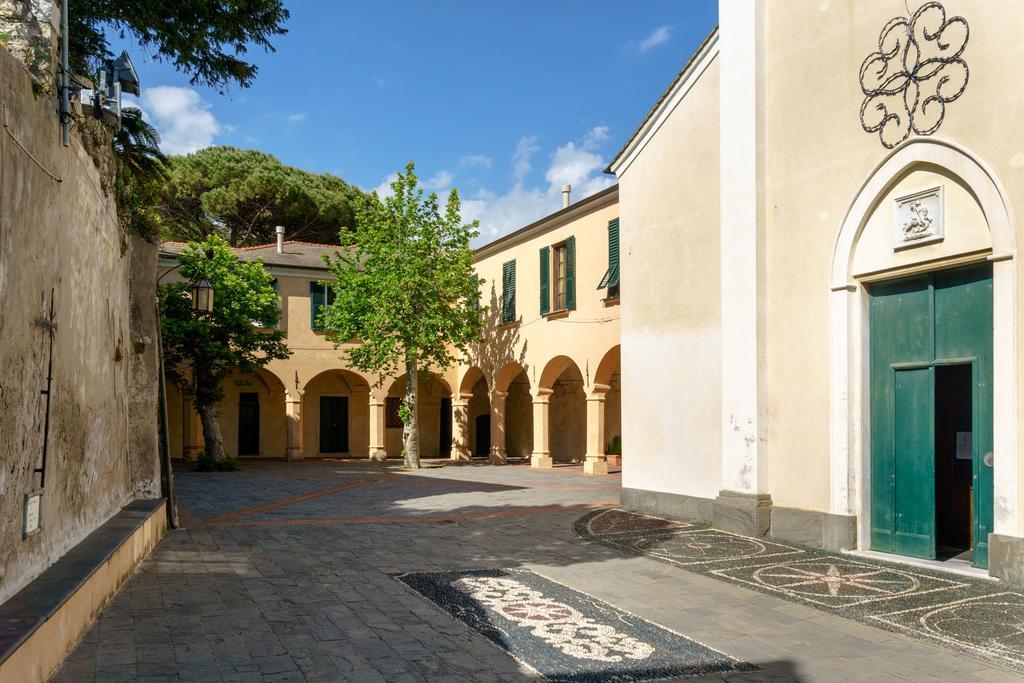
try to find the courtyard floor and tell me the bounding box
[51,459,1023,682]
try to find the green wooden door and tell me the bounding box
[869,264,993,567]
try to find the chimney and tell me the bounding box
[275,225,285,254]
[561,184,572,209]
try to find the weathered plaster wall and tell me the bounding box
[0,45,159,603]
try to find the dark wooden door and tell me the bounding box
[319,396,349,454]
[439,398,452,457]
[238,392,260,455]
[475,414,491,456]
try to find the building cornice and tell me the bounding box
[473,184,618,262]
[605,27,719,178]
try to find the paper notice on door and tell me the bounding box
[956,431,973,460]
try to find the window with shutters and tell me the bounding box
[553,243,567,311]
[501,259,516,324]
[385,397,403,427]
[597,218,620,300]
[310,280,337,331]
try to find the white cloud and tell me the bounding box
[463,127,615,245]
[373,172,399,198]
[139,86,222,155]
[424,170,455,191]
[638,25,672,53]
[459,154,492,169]
[511,135,540,182]
[286,113,307,123]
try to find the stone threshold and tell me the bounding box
[0,498,166,683]
[846,549,998,582]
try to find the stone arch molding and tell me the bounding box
[828,138,1020,545]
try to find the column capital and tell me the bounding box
[491,389,509,403]
[588,383,611,399]
[532,387,553,402]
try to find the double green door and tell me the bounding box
[869,264,993,568]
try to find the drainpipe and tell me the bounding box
[562,184,571,209]
[276,225,285,254]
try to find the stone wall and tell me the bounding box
[0,43,159,604]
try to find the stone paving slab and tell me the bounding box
[48,459,1024,682]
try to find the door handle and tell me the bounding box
[983,452,994,468]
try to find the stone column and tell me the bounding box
[489,391,507,464]
[369,397,387,462]
[451,395,472,461]
[285,392,304,461]
[531,388,553,469]
[584,384,609,475]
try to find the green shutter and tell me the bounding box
[502,260,516,324]
[310,281,325,330]
[565,235,576,310]
[539,246,550,316]
[608,219,620,288]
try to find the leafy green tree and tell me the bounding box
[69,0,289,91]
[321,163,483,468]
[160,147,365,246]
[159,235,290,465]
[113,107,167,238]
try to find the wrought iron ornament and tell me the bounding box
[859,2,969,149]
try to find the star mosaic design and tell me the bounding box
[395,568,755,682]
[712,557,964,608]
[575,507,1024,673]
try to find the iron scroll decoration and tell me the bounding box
[859,1,969,149]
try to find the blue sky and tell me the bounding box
[119,1,717,243]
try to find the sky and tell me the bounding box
[116,1,718,245]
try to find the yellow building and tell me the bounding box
[610,0,1024,585]
[158,184,621,472]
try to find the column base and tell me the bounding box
[369,448,387,463]
[713,490,772,538]
[451,446,472,462]
[583,456,608,475]
[531,453,553,469]
[606,455,621,467]
[989,533,1024,587]
[489,448,507,465]
[285,449,304,462]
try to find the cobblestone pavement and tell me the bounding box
[52,459,1023,682]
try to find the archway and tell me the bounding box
[540,356,586,464]
[829,139,1017,573]
[386,373,453,459]
[494,362,533,461]
[302,369,371,457]
[459,367,491,458]
[595,345,622,468]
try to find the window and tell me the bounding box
[597,218,620,299]
[385,397,403,428]
[501,259,516,324]
[309,280,336,330]
[540,236,575,315]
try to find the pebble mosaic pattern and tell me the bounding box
[576,508,1024,673]
[396,568,755,682]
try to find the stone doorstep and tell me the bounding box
[0,498,166,683]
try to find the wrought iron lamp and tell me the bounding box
[190,277,214,315]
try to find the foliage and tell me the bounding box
[159,147,365,246]
[113,107,167,239]
[321,163,483,468]
[606,435,622,456]
[196,452,239,472]
[159,235,290,461]
[68,0,288,91]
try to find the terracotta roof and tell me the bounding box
[605,25,719,174]
[159,240,347,270]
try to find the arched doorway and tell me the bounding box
[302,369,371,457]
[540,356,586,464]
[830,140,1016,573]
[595,346,622,469]
[386,374,453,459]
[458,367,491,458]
[494,362,533,462]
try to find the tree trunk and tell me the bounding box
[197,401,226,461]
[403,360,420,468]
